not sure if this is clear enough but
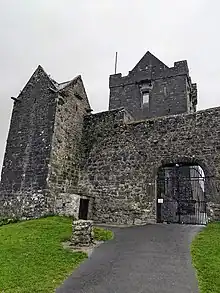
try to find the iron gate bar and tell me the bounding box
[157,165,208,225]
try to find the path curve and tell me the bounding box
[57,224,202,293]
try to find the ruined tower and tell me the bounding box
[0,65,92,219]
[109,51,197,120]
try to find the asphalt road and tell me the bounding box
[56,224,202,293]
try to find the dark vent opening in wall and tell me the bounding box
[78,198,89,220]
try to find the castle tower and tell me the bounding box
[0,66,92,219]
[109,51,198,220]
[109,51,197,120]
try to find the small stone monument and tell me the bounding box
[71,219,93,247]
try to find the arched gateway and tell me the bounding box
[77,109,220,225]
[155,157,218,225]
[156,163,208,224]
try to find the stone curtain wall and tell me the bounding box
[0,66,57,219]
[80,107,220,225]
[78,108,133,197]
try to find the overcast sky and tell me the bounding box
[0,0,220,167]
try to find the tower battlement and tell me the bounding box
[109,52,196,120]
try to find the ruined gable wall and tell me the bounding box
[48,78,91,218]
[0,67,57,219]
[80,107,220,225]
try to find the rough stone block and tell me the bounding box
[71,220,93,247]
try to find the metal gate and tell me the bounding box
[156,165,208,225]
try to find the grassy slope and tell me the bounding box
[191,222,220,293]
[0,216,114,293]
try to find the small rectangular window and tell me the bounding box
[142,92,149,106]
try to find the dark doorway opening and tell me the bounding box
[78,198,89,220]
[156,163,207,225]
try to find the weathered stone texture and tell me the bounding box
[80,107,220,224]
[55,193,80,218]
[109,52,197,120]
[71,220,93,247]
[0,68,91,220]
[1,52,220,225]
[0,66,57,218]
[47,76,91,216]
[208,202,220,221]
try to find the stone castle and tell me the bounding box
[0,51,220,224]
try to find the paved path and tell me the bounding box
[56,224,202,293]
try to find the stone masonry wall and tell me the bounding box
[80,107,220,225]
[0,69,92,220]
[48,76,91,217]
[0,66,57,219]
[109,74,188,120]
[109,53,196,120]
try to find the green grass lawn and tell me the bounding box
[191,222,220,293]
[0,216,113,293]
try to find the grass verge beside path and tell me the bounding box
[191,222,220,293]
[93,226,114,241]
[0,216,113,293]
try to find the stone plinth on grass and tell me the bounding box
[71,220,93,247]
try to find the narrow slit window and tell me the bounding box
[142,92,149,106]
